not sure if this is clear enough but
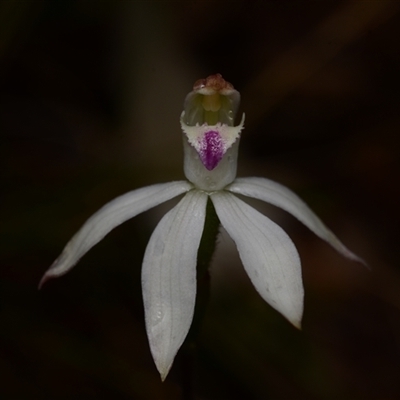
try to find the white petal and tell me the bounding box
[211,192,303,328]
[227,177,364,264]
[40,181,192,287]
[142,189,207,380]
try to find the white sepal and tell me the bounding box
[142,189,208,380]
[227,177,365,264]
[211,191,303,328]
[40,181,192,287]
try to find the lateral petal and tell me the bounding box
[211,191,303,328]
[39,181,192,287]
[142,189,207,380]
[228,177,364,264]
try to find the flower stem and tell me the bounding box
[180,197,220,399]
[192,197,220,337]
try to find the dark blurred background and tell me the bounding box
[1,1,400,399]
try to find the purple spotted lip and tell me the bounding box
[180,114,245,171]
[198,130,224,170]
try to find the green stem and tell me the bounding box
[180,197,220,399]
[192,197,220,337]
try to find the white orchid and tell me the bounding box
[40,74,363,380]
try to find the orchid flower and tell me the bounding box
[40,74,363,380]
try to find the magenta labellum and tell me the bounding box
[180,115,245,171]
[201,130,224,170]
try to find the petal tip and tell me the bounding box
[38,254,72,289]
[38,269,58,289]
[285,309,303,330]
[38,274,49,290]
[292,319,302,330]
[341,247,369,269]
[160,370,169,382]
[352,253,369,269]
[156,360,173,382]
